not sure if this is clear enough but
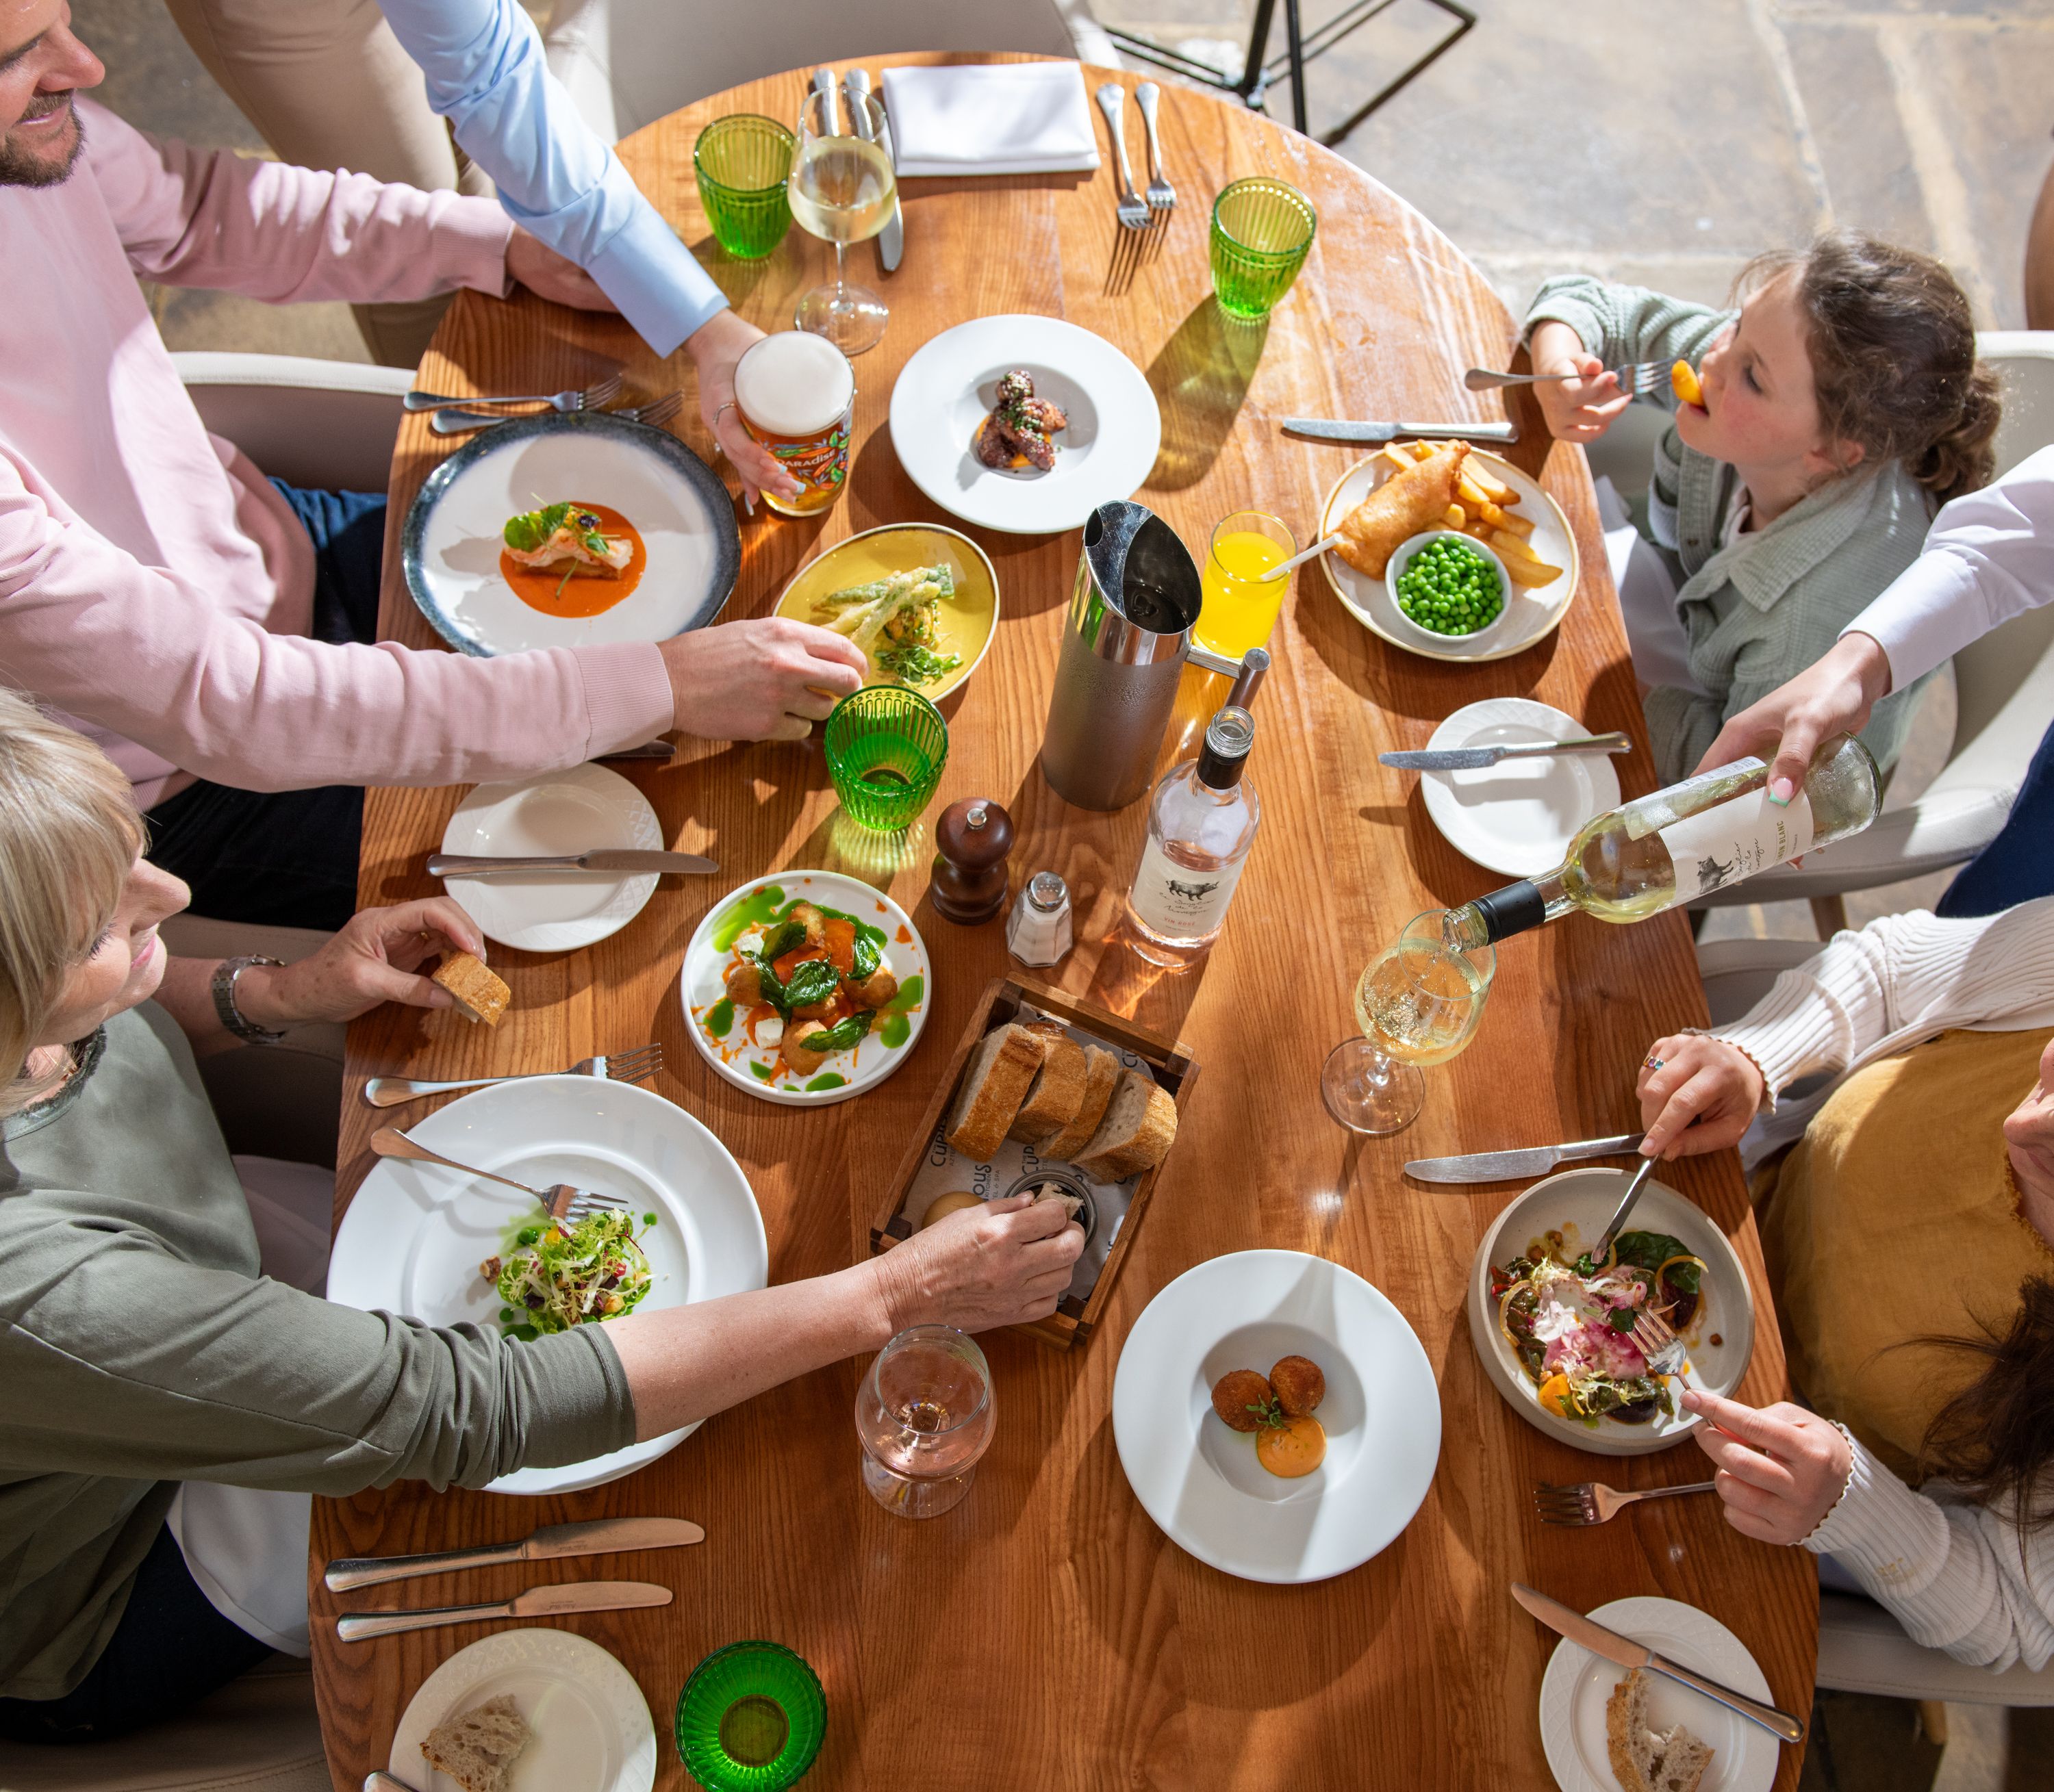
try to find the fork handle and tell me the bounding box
[1095,84,1141,205]
[1134,81,1164,178]
[405,390,551,412]
[368,1126,544,1200]
[363,1074,530,1107]
[1464,369,1577,389]
[1623,1480,1719,1504]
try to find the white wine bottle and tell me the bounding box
[1446,733,1881,948]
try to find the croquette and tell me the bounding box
[1269,1355,1326,1417]
[1210,1369,1277,1433]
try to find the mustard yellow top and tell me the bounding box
[1760,1027,2054,1479]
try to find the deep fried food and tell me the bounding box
[1334,441,1470,578]
[1269,1355,1326,1416]
[1210,1368,1277,1433]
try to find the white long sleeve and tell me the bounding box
[1846,445,2054,688]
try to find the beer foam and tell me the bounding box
[735,331,855,437]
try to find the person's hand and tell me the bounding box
[1528,321,1632,444]
[870,1195,1087,1334]
[1686,1389,1852,1545]
[685,309,802,507]
[658,616,866,743]
[1636,1034,1766,1159]
[233,899,486,1029]
[503,229,617,314]
[1691,631,1894,804]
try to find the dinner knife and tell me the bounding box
[426,849,719,876]
[366,1774,426,1792]
[1380,733,1630,771]
[844,68,902,273]
[325,1517,705,1592]
[1282,418,1519,444]
[1404,1134,1645,1183]
[1510,1584,1806,1744]
[336,1578,672,1643]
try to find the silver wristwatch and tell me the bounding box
[212,955,288,1045]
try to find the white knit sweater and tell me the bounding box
[1709,897,2054,1669]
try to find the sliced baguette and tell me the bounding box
[1604,1669,1714,1792]
[1653,1728,1714,1792]
[1009,1027,1087,1144]
[433,951,509,1027]
[944,1023,1046,1163]
[420,1693,532,1792]
[1039,1044,1119,1160]
[1072,1068,1178,1183]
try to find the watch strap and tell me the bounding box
[212,956,288,1045]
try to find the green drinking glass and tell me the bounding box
[823,687,948,832]
[676,1641,826,1792]
[1209,177,1317,322]
[694,114,796,260]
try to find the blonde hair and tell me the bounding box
[0,690,143,1115]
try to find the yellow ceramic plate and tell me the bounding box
[774,523,999,702]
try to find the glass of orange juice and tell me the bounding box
[1195,511,1296,658]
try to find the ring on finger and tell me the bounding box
[1645,1054,1664,1071]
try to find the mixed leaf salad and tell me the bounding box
[811,565,962,687]
[483,1208,655,1340]
[1491,1229,1707,1426]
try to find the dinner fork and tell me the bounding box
[429,391,684,436]
[369,1125,629,1223]
[1094,84,1150,232]
[1533,1479,1719,1526]
[1134,82,1175,216]
[362,1042,663,1108]
[1630,1306,1699,1385]
[404,372,624,415]
[1465,361,1669,396]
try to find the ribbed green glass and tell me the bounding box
[823,687,948,832]
[675,1641,826,1791]
[694,115,796,260]
[1209,177,1317,321]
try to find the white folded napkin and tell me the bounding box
[880,63,1101,178]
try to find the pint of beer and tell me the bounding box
[733,331,856,517]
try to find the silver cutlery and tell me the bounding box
[1465,360,1666,395]
[1281,417,1519,445]
[336,1578,672,1643]
[596,740,677,763]
[1534,1479,1719,1526]
[430,392,683,437]
[1511,1583,1806,1743]
[366,1773,425,1792]
[426,848,718,877]
[1134,82,1174,216]
[1379,733,1631,772]
[368,1125,629,1223]
[1094,84,1150,231]
[842,68,902,272]
[1631,1305,1699,1387]
[327,1515,705,1591]
[1404,1134,1645,1183]
[404,372,623,415]
[362,1042,663,1109]
[1590,1156,1658,1265]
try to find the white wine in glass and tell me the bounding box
[789,89,896,354]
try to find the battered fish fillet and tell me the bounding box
[1334,441,1471,578]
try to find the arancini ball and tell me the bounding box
[1269,1355,1326,1416]
[1210,1369,1276,1433]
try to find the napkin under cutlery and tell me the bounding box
[879,63,1100,177]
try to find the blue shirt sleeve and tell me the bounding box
[375,0,728,356]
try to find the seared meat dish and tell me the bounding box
[976,368,1068,472]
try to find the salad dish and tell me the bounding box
[482,1208,655,1340]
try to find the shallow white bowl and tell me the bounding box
[1383,528,1514,650]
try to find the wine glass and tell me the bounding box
[1320,910,1495,1136]
[855,1325,993,1519]
[789,86,897,355]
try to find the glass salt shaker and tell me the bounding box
[1006,871,1073,967]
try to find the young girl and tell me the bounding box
[1525,233,2001,784]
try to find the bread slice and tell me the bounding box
[1009,1027,1087,1144]
[420,1693,532,1792]
[1039,1044,1119,1161]
[1072,1068,1178,1183]
[1605,1669,1713,1792]
[1653,1728,1714,1792]
[944,1023,1046,1163]
[433,951,509,1027]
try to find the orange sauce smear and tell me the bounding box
[499,502,646,618]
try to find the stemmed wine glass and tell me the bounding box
[855,1325,994,1519]
[1319,910,1495,1136]
[788,86,897,355]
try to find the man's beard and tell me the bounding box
[0,94,86,188]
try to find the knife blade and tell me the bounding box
[1404,1134,1644,1183]
[844,68,902,273]
[1511,1584,1806,1743]
[426,849,719,877]
[325,1516,705,1592]
[1282,418,1519,444]
[337,1578,672,1643]
[1380,733,1630,771]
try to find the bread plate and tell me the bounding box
[1417,697,1621,878]
[1319,448,1578,663]
[1467,1166,1755,1457]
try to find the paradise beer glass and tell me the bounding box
[732,331,856,518]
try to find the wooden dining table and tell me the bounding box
[310,52,1816,1791]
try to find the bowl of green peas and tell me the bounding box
[1385,530,1510,643]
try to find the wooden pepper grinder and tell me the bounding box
[930,798,1013,923]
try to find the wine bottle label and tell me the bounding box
[1658,786,1816,898]
[1128,839,1245,938]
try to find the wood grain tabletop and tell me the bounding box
[310,53,1816,1791]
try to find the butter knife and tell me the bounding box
[325,1517,705,1592]
[844,68,902,273]
[427,849,718,877]
[1511,1584,1806,1743]
[1282,418,1519,444]
[1380,733,1630,771]
[1404,1134,1644,1183]
[337,1578,672,1643]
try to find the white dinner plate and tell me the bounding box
[680,870,930,1107]
[440,763,662,954]
[1418,698,1622,878]
[402,410,740,656]
[1111,1250,1441,1584]
[1467,1168,1756,1457]
[328,1076,767,1495]
[888,315,1162,535]
[1319,448,1580,662]
[1538,1596,1777,1792]
[392,1628,657,1792]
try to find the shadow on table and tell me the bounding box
[1144,300,1268,492]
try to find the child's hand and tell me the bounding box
[1528,322,1632,444]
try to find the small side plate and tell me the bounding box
[1417,697,1621,878]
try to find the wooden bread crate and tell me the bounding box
[868,976,1199,1351]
